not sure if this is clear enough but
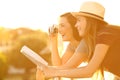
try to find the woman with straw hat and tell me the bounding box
[39,1,120,79]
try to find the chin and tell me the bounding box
[79,32,84,37]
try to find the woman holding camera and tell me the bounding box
[40,1,120,80]
[49,12,83,80]
[49,13,81,68]
[36,12,89,80]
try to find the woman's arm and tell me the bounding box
[43,44,109,78]
[50,35,87,69]
[56,40,89,69]
[60,49,88,69]
[49,34,77,66]
[49,33,62,66]
[62,39,89,68]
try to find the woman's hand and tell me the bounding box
[42,66,58,78]
[36,67,45,80]
[49,30,58,41]
[48,26,59,55]
[48,25,58,41]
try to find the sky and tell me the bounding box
[0,0,120,32]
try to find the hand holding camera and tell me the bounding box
[48,24,58,34]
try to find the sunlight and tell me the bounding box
[0,0,120,32]
[0,1,120,79]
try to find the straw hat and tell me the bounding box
[71,1,105,21]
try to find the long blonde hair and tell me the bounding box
[84,16,107,60]
[83,16,107,79]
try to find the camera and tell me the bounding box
[48,24,58,34]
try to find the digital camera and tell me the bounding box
[48,24,58,34]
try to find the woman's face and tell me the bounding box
[75,16,87,37]
[58,17,74,41]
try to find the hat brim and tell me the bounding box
[71,12,106,23]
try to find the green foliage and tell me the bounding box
[0,27,51,76]
[3,28,50,71]
[0,27,51,80]
[0,52,8,80]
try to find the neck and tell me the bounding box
[69,39,80,47]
